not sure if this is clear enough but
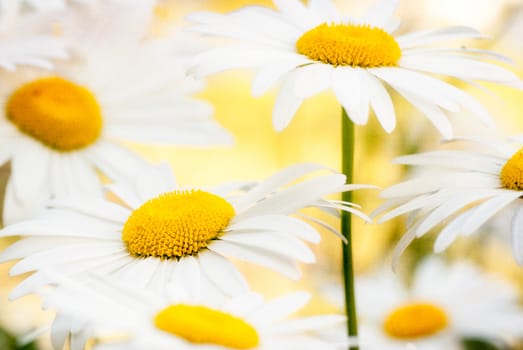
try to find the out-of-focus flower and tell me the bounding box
[40,273,349,350]
[187,0,522,136]
[0,0,68,71]
[0,163,373,300]
[0,0,232,225]
[374,136,523,266]
[329,258,523,349]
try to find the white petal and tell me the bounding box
[269,315,346,334]
[252,57,306,97]
[237,174,346,219]
[172,256,201,297]
[198,250,249,296]
[361,0,399,29]
[232,163,330,211]
[460,191,522,235]
[367,73,396,132]
[399,54,523,89]
[3,178,48,225]
[434,208,475,253]
[393,151,503,174]
[208,240,301,279]
[398,89,453,139]
[511,205,523,265]
[87,141,149,184]
[397,26,484,48]
[272,71,304,131]
[415,190,501,238]
[293,64,332,98]
[250,291,310,324]
[11,141,50,203]
[220,231,316,263]
[333,67,370,125]
[50,314,70,350]
[49,197,130,224]
[227,215,321,243]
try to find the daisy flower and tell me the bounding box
[187,0,523,136]
[0,162,373,300]
[0,0,232,224]
[374,136,523,265]
[0,0,68,71]
[342,258,523,350]
[39,272,350,350]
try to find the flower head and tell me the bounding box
[41,273,348,350]
[374,136,523,265]
[188,0,522,135]
[0,162,372,299]
[328,258,523,349]
[0,0,232,224]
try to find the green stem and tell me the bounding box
[341,107,358,349]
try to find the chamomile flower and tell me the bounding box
[336,258,523,350]
[188,0,522,136]
[0,0,232,224]
[0,163,373,300]
[41,273,349,350]
[0,0,67,71]
[374,136,523,265]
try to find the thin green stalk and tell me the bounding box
[341,107,358,349]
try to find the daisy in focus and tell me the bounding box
[0,0,232,224]
[0,162,373,299]
[0,0,67,71]
[41,273,350,350]
[374,136,523,265]
[330,258,523,350]
[188,0,523,136]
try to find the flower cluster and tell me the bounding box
[0,1,523,350]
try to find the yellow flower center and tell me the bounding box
[296,23,401,67]
[154,304,259,349]
[500,147,523,190]
[6,77,103,152]
[122,190,235,258]
[383,302,448,339]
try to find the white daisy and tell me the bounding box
[187,0,523,136]
[374,136,523,265]
[0,0,68,71]
[352,258,523,350]
[40,273,350,350]
[0,162,373,300]
[0,0,232,225]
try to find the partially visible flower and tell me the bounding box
[0,0,68,71]
[187,0,522,136]
[0,162,373,300]
[41,272,349,350]
[0,0,232,224]
[328,258,523,349]
[374,136,523,265]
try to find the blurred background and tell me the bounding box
[2,0,523,349]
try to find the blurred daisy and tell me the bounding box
[0,0,231,224]
[41,274,349,350]
[328,258,523,350]
[374,136,523,265]
[188,0,522,135]
[0,163,373,299]
[0,0,67,71]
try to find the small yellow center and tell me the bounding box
[6,77,102,152]
[501,147,523,190]
[296,23,401,67]
[122,190,235,258]
[383,302,448,339]
[154,304,259,349]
